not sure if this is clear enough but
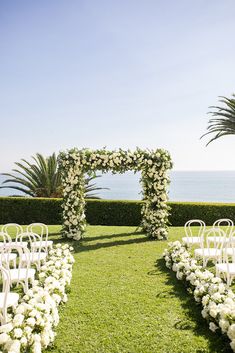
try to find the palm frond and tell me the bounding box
[201,94,235,145]
[1,154,107,198]
[0,185,34,196]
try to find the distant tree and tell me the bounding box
[0,153,106,198]
[202,94,235,145]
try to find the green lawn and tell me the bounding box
[25,225,230,353]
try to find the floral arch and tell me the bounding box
[58,148,173,240]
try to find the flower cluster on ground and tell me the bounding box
[0,244,74,353]
[58,148,172,240]
[163,241,235,351]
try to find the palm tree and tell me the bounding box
[202,94,235,145]
[0,153,106,198]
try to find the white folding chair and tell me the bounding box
[207,219,234,245]
[182,220,205,246]
[194,228,226,267]
[216,238,235,286]
[16,232,47,271]
[27,223,53,251]
[1,224,28,248]
[1,244,35,294]
[0,266,19,324]
[0,232,17,268]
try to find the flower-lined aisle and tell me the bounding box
[163,241,235,351]
[0,244,75,353]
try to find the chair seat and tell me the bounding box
[207,236,228,244]
[195,248,222,258]
[0,242,28,249]
[21,252,47,263]
[1,253,17,262]
[5,268,35,282]
[14,241,28,248]
[182,237,201,244]
[216,263,235,274]
[223,248,235,256]
[0,292,19,309]
[31,240,53,249]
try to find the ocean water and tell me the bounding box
[95,171,235,202]
[1,171,235,202]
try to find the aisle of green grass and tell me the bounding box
[40,225,231,353]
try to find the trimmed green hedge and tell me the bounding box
[1,197,235,226]
[0,197,62,225]
[168,201,235,226]
[85,199,143,226]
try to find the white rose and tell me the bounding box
[8,339,21,353]
[20,336,28,346]
[32,341,42,353]
[0,322,13,333]
[228,324,235,340]
[14,328,23,339]
[209,307,218,318]
[209,322,218,332]
[231,339,235,351]
[219,319,229,333]
[26,317,36,326]
[0,332,10,344]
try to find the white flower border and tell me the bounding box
[0,244,75,353]
[163,241,235,351]
[58,148,172,240]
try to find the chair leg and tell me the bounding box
[2,307,7,325]
[2,280,6,293]
[203,258,208,267]
[23,280,29,293]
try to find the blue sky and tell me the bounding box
[1,0,235,171]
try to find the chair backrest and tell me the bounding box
[0,232,12,244]
[184,220,206,239]
[1,224,23,239]
[0,232,13,265]
[16,232,42,254]
[27,223,48,241]
[221,230,235,268]
[213,219,234,236]
[203,228,227,249]
[0,243,32,283]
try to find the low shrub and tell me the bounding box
[0,197,62,224]
[1,197,235,226]
[169,201,235,226]
[85,199,143,226]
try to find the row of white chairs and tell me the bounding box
[182,219,234,246]
[182,218,235,285]
[0,223,53,324]
[0,223,53,251]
